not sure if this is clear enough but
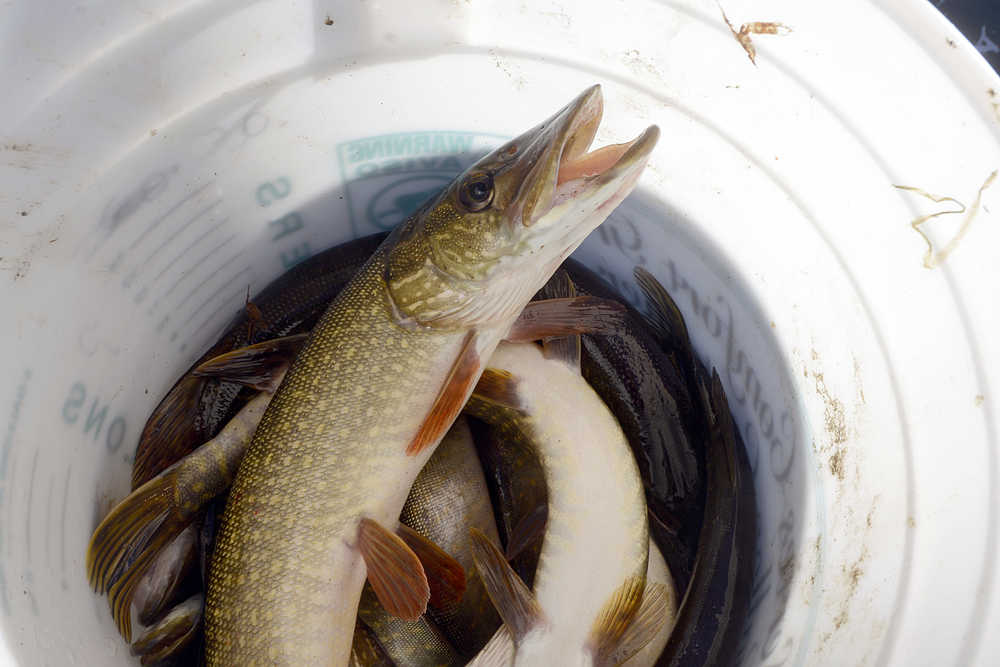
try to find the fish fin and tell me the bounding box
[467,626,515,667]
[538,271,583,369]
[132,375,204,489]
[469,527,543,642]
[597,583,673,667]
[358,518,430,621]
[506,296,626,342]
[193,333,308,391]
[407,330,481,456]
[131,593,203,665]
[587,574,647,666]
[87,470,191,641]
[633,267,692,353]
[504,503,548,561]
[396,523,467,609]
[134,524,199,626]
[468,368,525,415]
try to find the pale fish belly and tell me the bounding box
[487,342,649,666]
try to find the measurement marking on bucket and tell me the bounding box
[186,284,248,341]
[124,197,224,290]
[44,475,54,572]
[175,272,251,351]
[149,215,230,287]
[24,450,38,563]
[146,223,233,314]
[150,234,236,314]
[168,238,241,315]
[59,467,71,590]
[128,198,225,285]
[125,180,214,254]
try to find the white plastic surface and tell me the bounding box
[1,1,998,665]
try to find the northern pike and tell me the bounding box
[465,274,671,667]
[88,86,658,664]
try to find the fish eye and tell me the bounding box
[458,172,494,212]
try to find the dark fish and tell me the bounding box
[559,259,706,591]
[655,369,756,666]
[132,233,387,489]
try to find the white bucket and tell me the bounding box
[2,1,999,665]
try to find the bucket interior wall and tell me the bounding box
[5,1,1000,666]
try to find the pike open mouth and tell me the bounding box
[553,86,659,201]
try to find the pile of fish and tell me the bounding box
[85,86,756,666]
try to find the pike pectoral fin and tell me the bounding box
[539,270,583,369]
[359,518,431,621]
[506,296,625,342]
[396,523,467,608]
[407,330,481,456]
[469,527,543,642]
[504,504,547,561]
[588,575,646,666]
[193,333,309,391]
[598,583,673,667]
[130,593,203,666]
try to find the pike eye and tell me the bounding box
[458,172,494,212]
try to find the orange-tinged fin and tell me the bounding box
[359,518,431,621]
[595,583,673,667]
[396,523,467,609]
[504,503,548,561]
[587,574,646,666]
[193,333,308,391]
[130,592,203,665]
[407,330,481,456]
[470,368,524,414]
[467,625,515,667]
[469,527,543,642]
[539,271,582,370]
[506,296,626,342]
[132,375,204,489]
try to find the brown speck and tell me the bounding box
[990,89,997,98]
[48,238,56,244]
[947,38,957,48]
[719,5,791,66]
[907,516,916,528]
[2,143,32,152]
[150,128,158,136]
[324,15,334,25]
[770,320,775,328]
[19,211,27,217]
[834,611,847,629]
[975,394,985,407]
[814,371,847,445]
[828,449,845,480]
